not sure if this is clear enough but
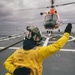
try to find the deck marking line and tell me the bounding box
[43,37,50,46]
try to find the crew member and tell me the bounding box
[4,23,72,75]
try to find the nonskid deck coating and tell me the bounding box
[0,32,75,75]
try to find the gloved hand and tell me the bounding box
[64,23,72,34]
[14,67,31,75]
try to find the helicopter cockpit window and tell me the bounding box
[52,14,58,20]
[45,14,58,22]
[45,14,51,21]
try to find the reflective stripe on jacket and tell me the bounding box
[4,33,70,75]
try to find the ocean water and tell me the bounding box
[0,22,44,37]
[0,23,75,37]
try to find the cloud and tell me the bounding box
[0,0,75,26]
[0,1,14,18]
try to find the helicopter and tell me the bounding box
[16,0,75,34]
[40,0,60,31]
[38,0,75,33]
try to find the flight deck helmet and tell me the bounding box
[23,26,42,50]
[26,26,42,44]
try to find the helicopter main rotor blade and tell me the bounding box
[44,2,75,9]
[55,2,75,7]
[16,1,75,11]
[47,1,75,8]
[16,6,51,11]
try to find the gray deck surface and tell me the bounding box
[0,32,75,75]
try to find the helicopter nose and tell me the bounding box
[44,22,54,29]
[44,20,56,29]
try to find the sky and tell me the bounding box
[0,0,75,26]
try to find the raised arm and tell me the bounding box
[38,23,72,62]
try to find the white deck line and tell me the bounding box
[60,49,75,52]
[43,37,50,46]
[0,47,20,50]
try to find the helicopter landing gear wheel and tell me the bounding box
[47,31,48,33]
[58,29,60,32]
[47,31,53,34]
[49,31,51,33]
[51,31,53,34]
